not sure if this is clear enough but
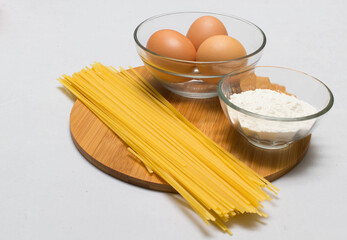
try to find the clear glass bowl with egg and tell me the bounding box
[134,12,266,98]
[218,66,334,149]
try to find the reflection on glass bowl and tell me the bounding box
[134,12,267,99]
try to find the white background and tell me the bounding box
[0,0,346,239]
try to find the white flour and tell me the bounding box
[227,89,317,142]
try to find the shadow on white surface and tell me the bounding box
[57,86,77,102]
[277,142,320,179]
[164,191,278,236]
[166,193,212,237]
[225,212,266,230]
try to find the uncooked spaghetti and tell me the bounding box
[59,63,278,235]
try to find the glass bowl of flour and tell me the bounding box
[218,66,334,149]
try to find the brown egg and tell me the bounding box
[146,29,196,61]
[146,29,196,83]
[196,35,246,61]
[196,35,247,84]
[187,16,228,51]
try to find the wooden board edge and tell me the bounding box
[265,135,311,181]
[70,128,176,193]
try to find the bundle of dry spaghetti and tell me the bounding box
[59,63,278,235]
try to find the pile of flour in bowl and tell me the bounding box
[227,89,317,142]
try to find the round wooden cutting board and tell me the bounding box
[69,66,310,193]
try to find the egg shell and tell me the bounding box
[146,29,196,61]
[196,35,246,62]
[146,29,196,77]
[196,35,247,84]
[187,16,228,50]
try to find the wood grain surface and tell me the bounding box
[69,66,310,193]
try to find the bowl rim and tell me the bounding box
[217,66,334,122]
[133,11,267,64]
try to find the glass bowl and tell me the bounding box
[134,12,266,99]
[218,66,334,149]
